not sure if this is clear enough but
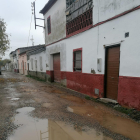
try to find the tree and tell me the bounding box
[0,59,11,66]
[0,18,10,56]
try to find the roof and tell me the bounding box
[40,0,57,15]
[18,45,45,56]
[27,45,46,56]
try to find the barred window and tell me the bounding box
[66,0,76,8]
[66,9,92,35]
[47,16,51,34]
[73,50,82,72]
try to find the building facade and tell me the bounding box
[40,0,140,110]
[27,45,47,80]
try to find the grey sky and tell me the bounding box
[0,0,48,59]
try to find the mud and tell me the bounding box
[8,107,112,140]
[1,72,140,140]
[61,95,85,104]
[68,106,140,140]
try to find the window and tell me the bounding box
[40,56,43,71]
[66,0,76,8]
[35,60,37,70]
[66,9,92,35]
[31,58,33,70]
[47,16,51,34]
[73,49,82,72]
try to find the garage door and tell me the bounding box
[53,53,61,82]
[106,46,120,100]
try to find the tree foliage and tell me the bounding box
[0,18,10,56]
[0,59,11,66]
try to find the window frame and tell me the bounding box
[47,16,51,35]
[73,48,82,72]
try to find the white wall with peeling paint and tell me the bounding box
[93,0,140,25]
[28,51,47,73]
[44,0,66,45]
[66,9,140,77]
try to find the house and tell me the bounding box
[39,0,140,110]
[18,45,43,75]
[27,45,46,80]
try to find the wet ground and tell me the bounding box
[0,71,140,140]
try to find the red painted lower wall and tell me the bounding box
[46,70,140,110]
[118,76,140,110]
[66,72,104,98]
[47,70,104,98]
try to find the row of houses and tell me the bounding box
[8,0,140,110]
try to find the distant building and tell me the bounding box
[18,45,44,75]
[27,45,46,80]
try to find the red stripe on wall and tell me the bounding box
[118,76,140,110]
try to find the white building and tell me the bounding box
[39,0,140,110]
[27,45,46,80]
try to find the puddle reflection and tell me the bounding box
[8,107,112,140]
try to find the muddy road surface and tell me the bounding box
[0,71,140,140]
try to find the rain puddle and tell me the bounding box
[67,106,140,140]
[11,98,20,101]
[8,107,112,140]
[42,103,51,108]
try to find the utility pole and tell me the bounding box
[30,35,34,46]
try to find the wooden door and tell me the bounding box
[53,53,61,82]
[106,46,120,100]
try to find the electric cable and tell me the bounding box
[27,14,33,47]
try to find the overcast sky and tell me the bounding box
[0,0,48,59]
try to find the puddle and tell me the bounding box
[7,97,12,99]
[61,95,85,104]
[68,106,140,140]
[67,107,74,112]
[8,107,112,140]
[11,98,20,101]
[42,103,51,108]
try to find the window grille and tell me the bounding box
[73,50,82,71]
[47,17,51,34]
[66,9,92,35]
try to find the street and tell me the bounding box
[0,71,140,140]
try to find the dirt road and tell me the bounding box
[0,71,140,140]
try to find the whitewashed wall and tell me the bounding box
[66,9,140,77]
[44,0,66,45]
[46,40,66,71]
[93,0,140,25]
[28,51,47,73]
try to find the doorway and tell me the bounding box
[105,45,120,100]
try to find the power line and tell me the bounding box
[27,14,33,47]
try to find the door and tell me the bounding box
[106,46,120,100]
[28,63,29,73]
[53,53,61,82]
[22,61,24,74]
